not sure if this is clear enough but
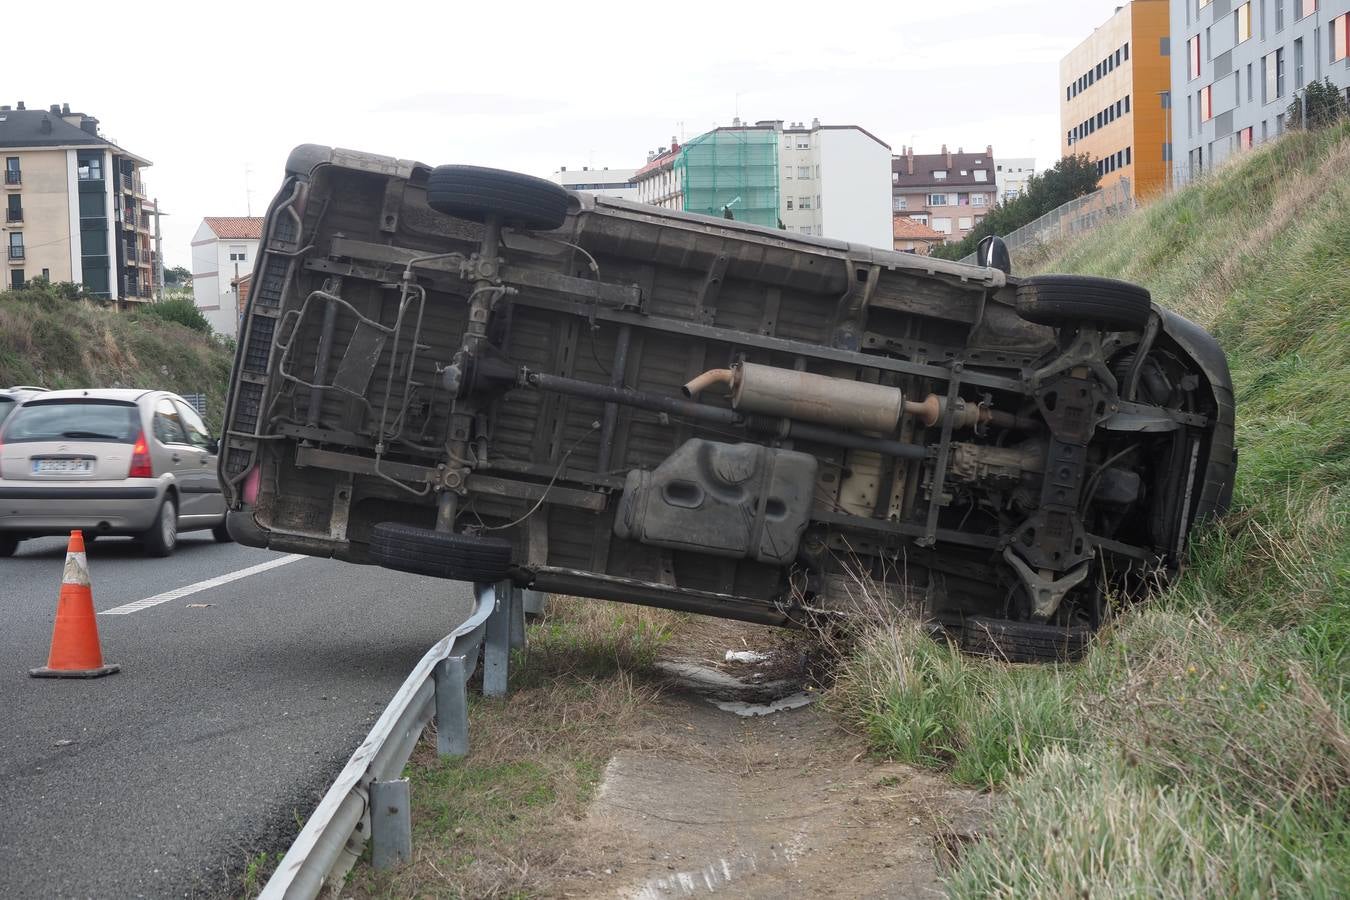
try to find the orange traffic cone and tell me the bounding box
[29,531,119,679]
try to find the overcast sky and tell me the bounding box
[7,0,1128,266]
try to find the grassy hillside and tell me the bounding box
[0,284,235,430]
[836,124,1349,896]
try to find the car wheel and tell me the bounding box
[1015,274,1152,331]
[211,521,234,543]
[426,165,572,232]
[142,497,179,558]
[368,522,513,582]
[0,535,18,558]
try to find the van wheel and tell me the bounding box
[142,497,178,557]
[1015,275,1152,331]
[426,165,572,231]
[368,522,513,582]
[212,521,234,543]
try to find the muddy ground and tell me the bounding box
[541,620,991,899]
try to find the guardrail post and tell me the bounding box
[522,588,545,617]
[434,655,470,757]
[482,581,512,698]
[369,778,412,870]
[509,585,527,650]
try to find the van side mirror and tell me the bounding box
[208,438,220,455]
[976,235,1012,275]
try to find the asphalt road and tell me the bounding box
[1,532,473,899]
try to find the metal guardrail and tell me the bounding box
[959,179,1133,265]
[260,580,540,899]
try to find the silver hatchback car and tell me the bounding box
[0,389,229,557]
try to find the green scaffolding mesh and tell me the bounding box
[675,128,780,227]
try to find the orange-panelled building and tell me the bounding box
[1059,0,1172,198]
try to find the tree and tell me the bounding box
[1287,78,1349,130]
[931,154,1101,261]
[164,265,193,287]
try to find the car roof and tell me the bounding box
[18,388,165,403]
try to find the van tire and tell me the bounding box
[954,615,1093,662]
[1015,275,1152,331]
[426,165,572,231]
[368,522,513,583]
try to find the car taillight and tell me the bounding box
[128,430,154,478]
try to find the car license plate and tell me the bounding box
[32,458,94,474]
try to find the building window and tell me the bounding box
[933,170,947,180]
[786,198,794,210]
[4,157,18,185]
[1332,14,1349,62]
[972,193,987,207]
[796,138,809,149]
[1300,0,1316,19]
[8,232,23,260]
[932,217,953,235]
[1239,126,1254,149]
[1201,85,1214,121]
[1277,0,1285,31]
[76,152,102,182]
[973,169,988,182]
[229,245,247,262]
[798,196,811,210]
[1276,46,1286,97]
[891,196,903,211]
[958,216,973,231]
[929,193,948,206]
[1237,3,1253,43]
[910,214,929,225]
[1189,35,1202,79]
[1124,41,1129,60]
[797,166,811,180]
[6,194,21,223]
[11,269,23,289]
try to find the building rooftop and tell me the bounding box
[893,145,996,189]
[892,217,945,241]
[202,217,264,240]
[0,105,107,149]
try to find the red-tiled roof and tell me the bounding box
[892,217,944,241]
[203,217,264,239]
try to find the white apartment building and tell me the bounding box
[996,157,1037,203]
[190,217,261,337]
[551,166,639,200]
[632,119,893,249]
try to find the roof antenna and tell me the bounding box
[244,163,254,217]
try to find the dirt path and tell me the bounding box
[544,623,990,899]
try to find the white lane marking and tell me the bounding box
[99,554,305,615]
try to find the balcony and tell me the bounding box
[140,213,152,230]
[125,246,139,263]
[8,246,24,261]
[4,169,19,186]
[5,207,21,223]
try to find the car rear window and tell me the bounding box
[0,397,14,427]
[1,399,141,444]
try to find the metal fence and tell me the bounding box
[960,178,1134,264]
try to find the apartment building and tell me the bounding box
[551,166,639,200]
[1171,0,1350,182]
[0,102,156,303]
[1060,0,1172,198]
[996,157,1037,202]
[891,145,999,244]
[632,119,893,249]
[191,217,262,337]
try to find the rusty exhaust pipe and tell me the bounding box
[682,368,736,399]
